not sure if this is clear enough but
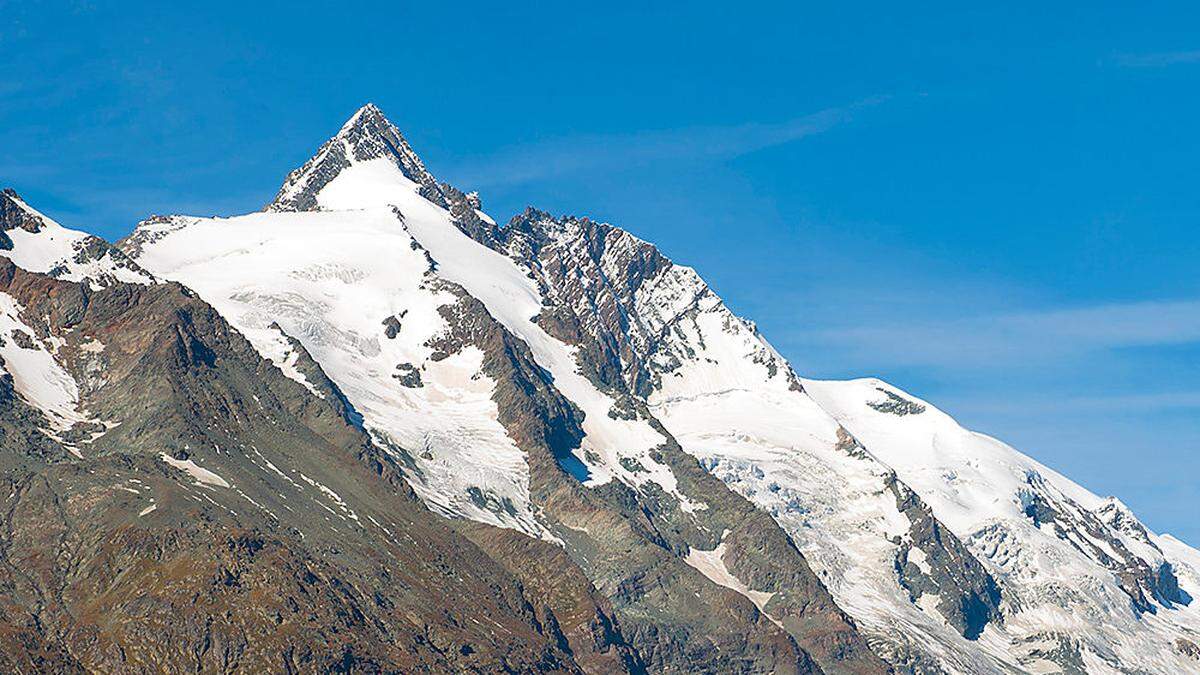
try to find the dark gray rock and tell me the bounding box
[382,315,401,339]
[267,104,453,214]
[886,474,1003,641]
[392,362,423,388]
[1,188,45,233]
[0,258,616,673]
[867,388,926,416]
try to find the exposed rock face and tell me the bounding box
[0,189,156,287]
[425,288,875,673]
[392,362,424,388]
[866,388,926,416]
[1012,471,1187,615]
[886,475,1002,640]
[1177,637,1200,662]
[495,208,801,399]
[382,314,402,339]
[465,203,1200,672]
[455,521,644,674]
[466,207,1007,656]
[55,233,153,285]
[123,104,889,673]
[1,188,45,233]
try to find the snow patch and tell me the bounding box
[159,453,231,488]
[684,531,780,628]
[0,292,89,430]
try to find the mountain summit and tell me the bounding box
[268,103,448,212]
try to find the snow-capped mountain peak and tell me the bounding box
[267,103,501,243]
[268,103,448,213]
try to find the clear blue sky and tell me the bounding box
[4,2,1198,543]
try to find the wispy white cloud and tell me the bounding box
[447,96,890,188]
[952,391,1200,416]
[1114,50,1200,68]
[809,298,1200,370]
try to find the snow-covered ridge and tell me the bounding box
[125,205,551,538]
[1,189,156,289]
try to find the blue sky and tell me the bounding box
[3,2,1198,543]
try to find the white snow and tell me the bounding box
[684,530,780,627]
[298,471,359,522]
[159,453,231,488]
[0,292,89,430]
[129,204,551,538]
[620,231,1200,671]
[907,545,933,575]
[255,324,323,397]
[129,155,703,534]
[120,107,1200,672]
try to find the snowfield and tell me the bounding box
[127,155,704,539]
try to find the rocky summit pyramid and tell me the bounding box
[1,103,1197,673]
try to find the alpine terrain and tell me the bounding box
[1,103,1196,673]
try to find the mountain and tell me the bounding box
[119,104,885,674]
[2,102,1197,672]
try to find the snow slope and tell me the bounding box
[805,378,1200,672]
[128,206,552,537]
[473,181,1200,672]
[126,137,704,538]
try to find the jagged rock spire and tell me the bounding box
[265,103,506,246]
[267,103,447,212]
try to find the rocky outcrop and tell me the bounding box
[1177,637,1200,662]
[1,189,45,234]
[886,475,1003,640]
[268,103,447,213]
[493,208,803,399]
[1017,472,1187,614]
[97,102,1200,672]
[456,521,645,674]
[866,388,926,416]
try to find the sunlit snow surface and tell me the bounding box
[643,277,1200,671]
[159,452,231,488]
[130,159,701,539]
[683,529,780,628]
[803,378,1200,672]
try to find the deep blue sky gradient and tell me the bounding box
[3,2,1198,542]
